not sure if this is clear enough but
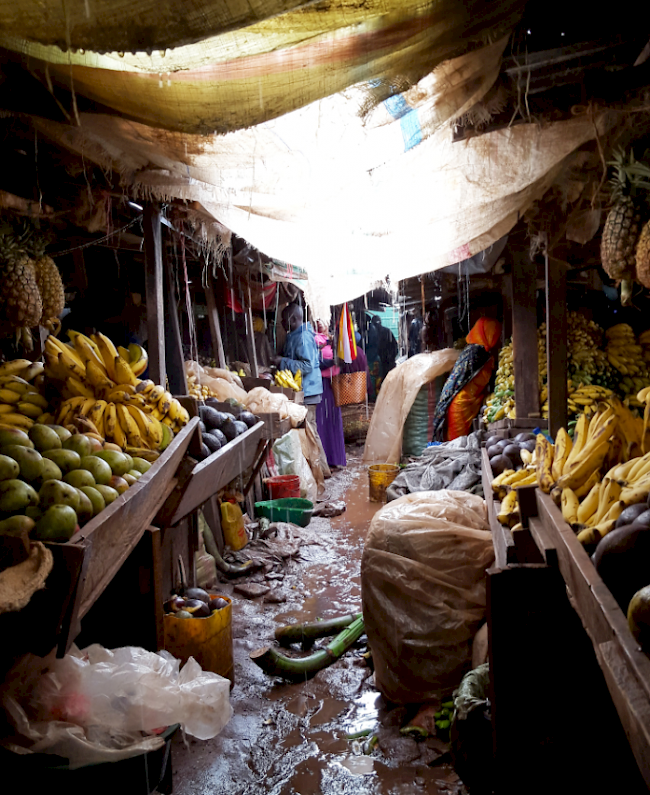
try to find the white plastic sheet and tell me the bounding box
[361,490,494,703]
[363,349,458,464]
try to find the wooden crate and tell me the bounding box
[0,418,200,659]
[156,420,265,527]
[192,397,289,441]
[72,417,200,620]
[481,448,544,566]
[530,490,650,787]
[487,418,547,434]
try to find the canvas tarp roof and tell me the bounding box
[0,0,606,318]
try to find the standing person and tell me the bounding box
[273,304,331,478]
[431,317,502,442]
[367,315,398,389]
[315,321,346,469]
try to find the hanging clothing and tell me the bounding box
[431,317,501,441]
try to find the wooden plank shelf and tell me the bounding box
[487,418,547,433]
[534,489,650,785]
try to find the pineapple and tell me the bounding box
[601,149,647,306]
[0,224,42,349]
[636,219,650,289]
[31,236,65,334]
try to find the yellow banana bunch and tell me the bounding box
[0,362,51,429]
[560,488,580,526]
[45,329,189,446]
[535,434,555,494]
[275,369,301,391]
[551,428,572,481]
[497,489,520,527]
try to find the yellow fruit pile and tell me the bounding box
[44,331,189,451]
[274,369,302,391]
[0,359,50,431]
[491,397,650,545]
[605,324,650,408]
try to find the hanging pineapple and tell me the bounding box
[601,149,650,305]
[30,235,65,334]
[0,223,42,350]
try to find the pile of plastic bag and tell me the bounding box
[244,387,307,428]
[185,360,248,403]
[386,433,484,501]
[2,645,232,768]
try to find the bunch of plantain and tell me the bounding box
[0,358,50,431]
[44,331,190,451]
[274,369,301,391]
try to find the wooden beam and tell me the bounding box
[144,203,166,386]
[164,259,188,395]
[205,273,226,369]
[512,251,540,421]
[545,237,567,438]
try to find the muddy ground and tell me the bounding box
[172,448,467,795]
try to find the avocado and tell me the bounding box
[221,416,238,442]
[198,405,226,431]
[592,523,650,611]
[239,411,257,429]
[203,433,221,454]
[210,429,227,447]
[233,420,248,437]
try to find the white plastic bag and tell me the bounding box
[361,490,494,703]
[245,387,308,427]
[2,644,232,768]
[272,430,317,501]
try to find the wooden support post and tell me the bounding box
[164,259,188,395]
[205,273,226,368]
[502,272,513,341]
[144,203,166,386]
[246,302,259,377]
[545,236,567,438]
[512,251,539,420]
[146,526,165,651]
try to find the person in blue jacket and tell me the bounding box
[273,303,331,478]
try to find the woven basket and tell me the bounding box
[332,371,367,407]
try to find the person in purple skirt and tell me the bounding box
[315,321,347,469]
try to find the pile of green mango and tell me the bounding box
[0,424,152,544]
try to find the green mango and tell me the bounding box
[0,479,39,514]
[28,424,62,453]
[32,505,78,543]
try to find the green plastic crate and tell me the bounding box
[254,498,314,527]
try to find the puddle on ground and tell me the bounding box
[171,451,466,795]
[339,754,376,775]
[310,697,348,726]
[345,689,381,735]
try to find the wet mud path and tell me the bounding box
[172,448,466,795]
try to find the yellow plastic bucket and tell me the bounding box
[164,595,234,684]
[368,464,399,503]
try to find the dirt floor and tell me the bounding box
[172,446,467,795]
